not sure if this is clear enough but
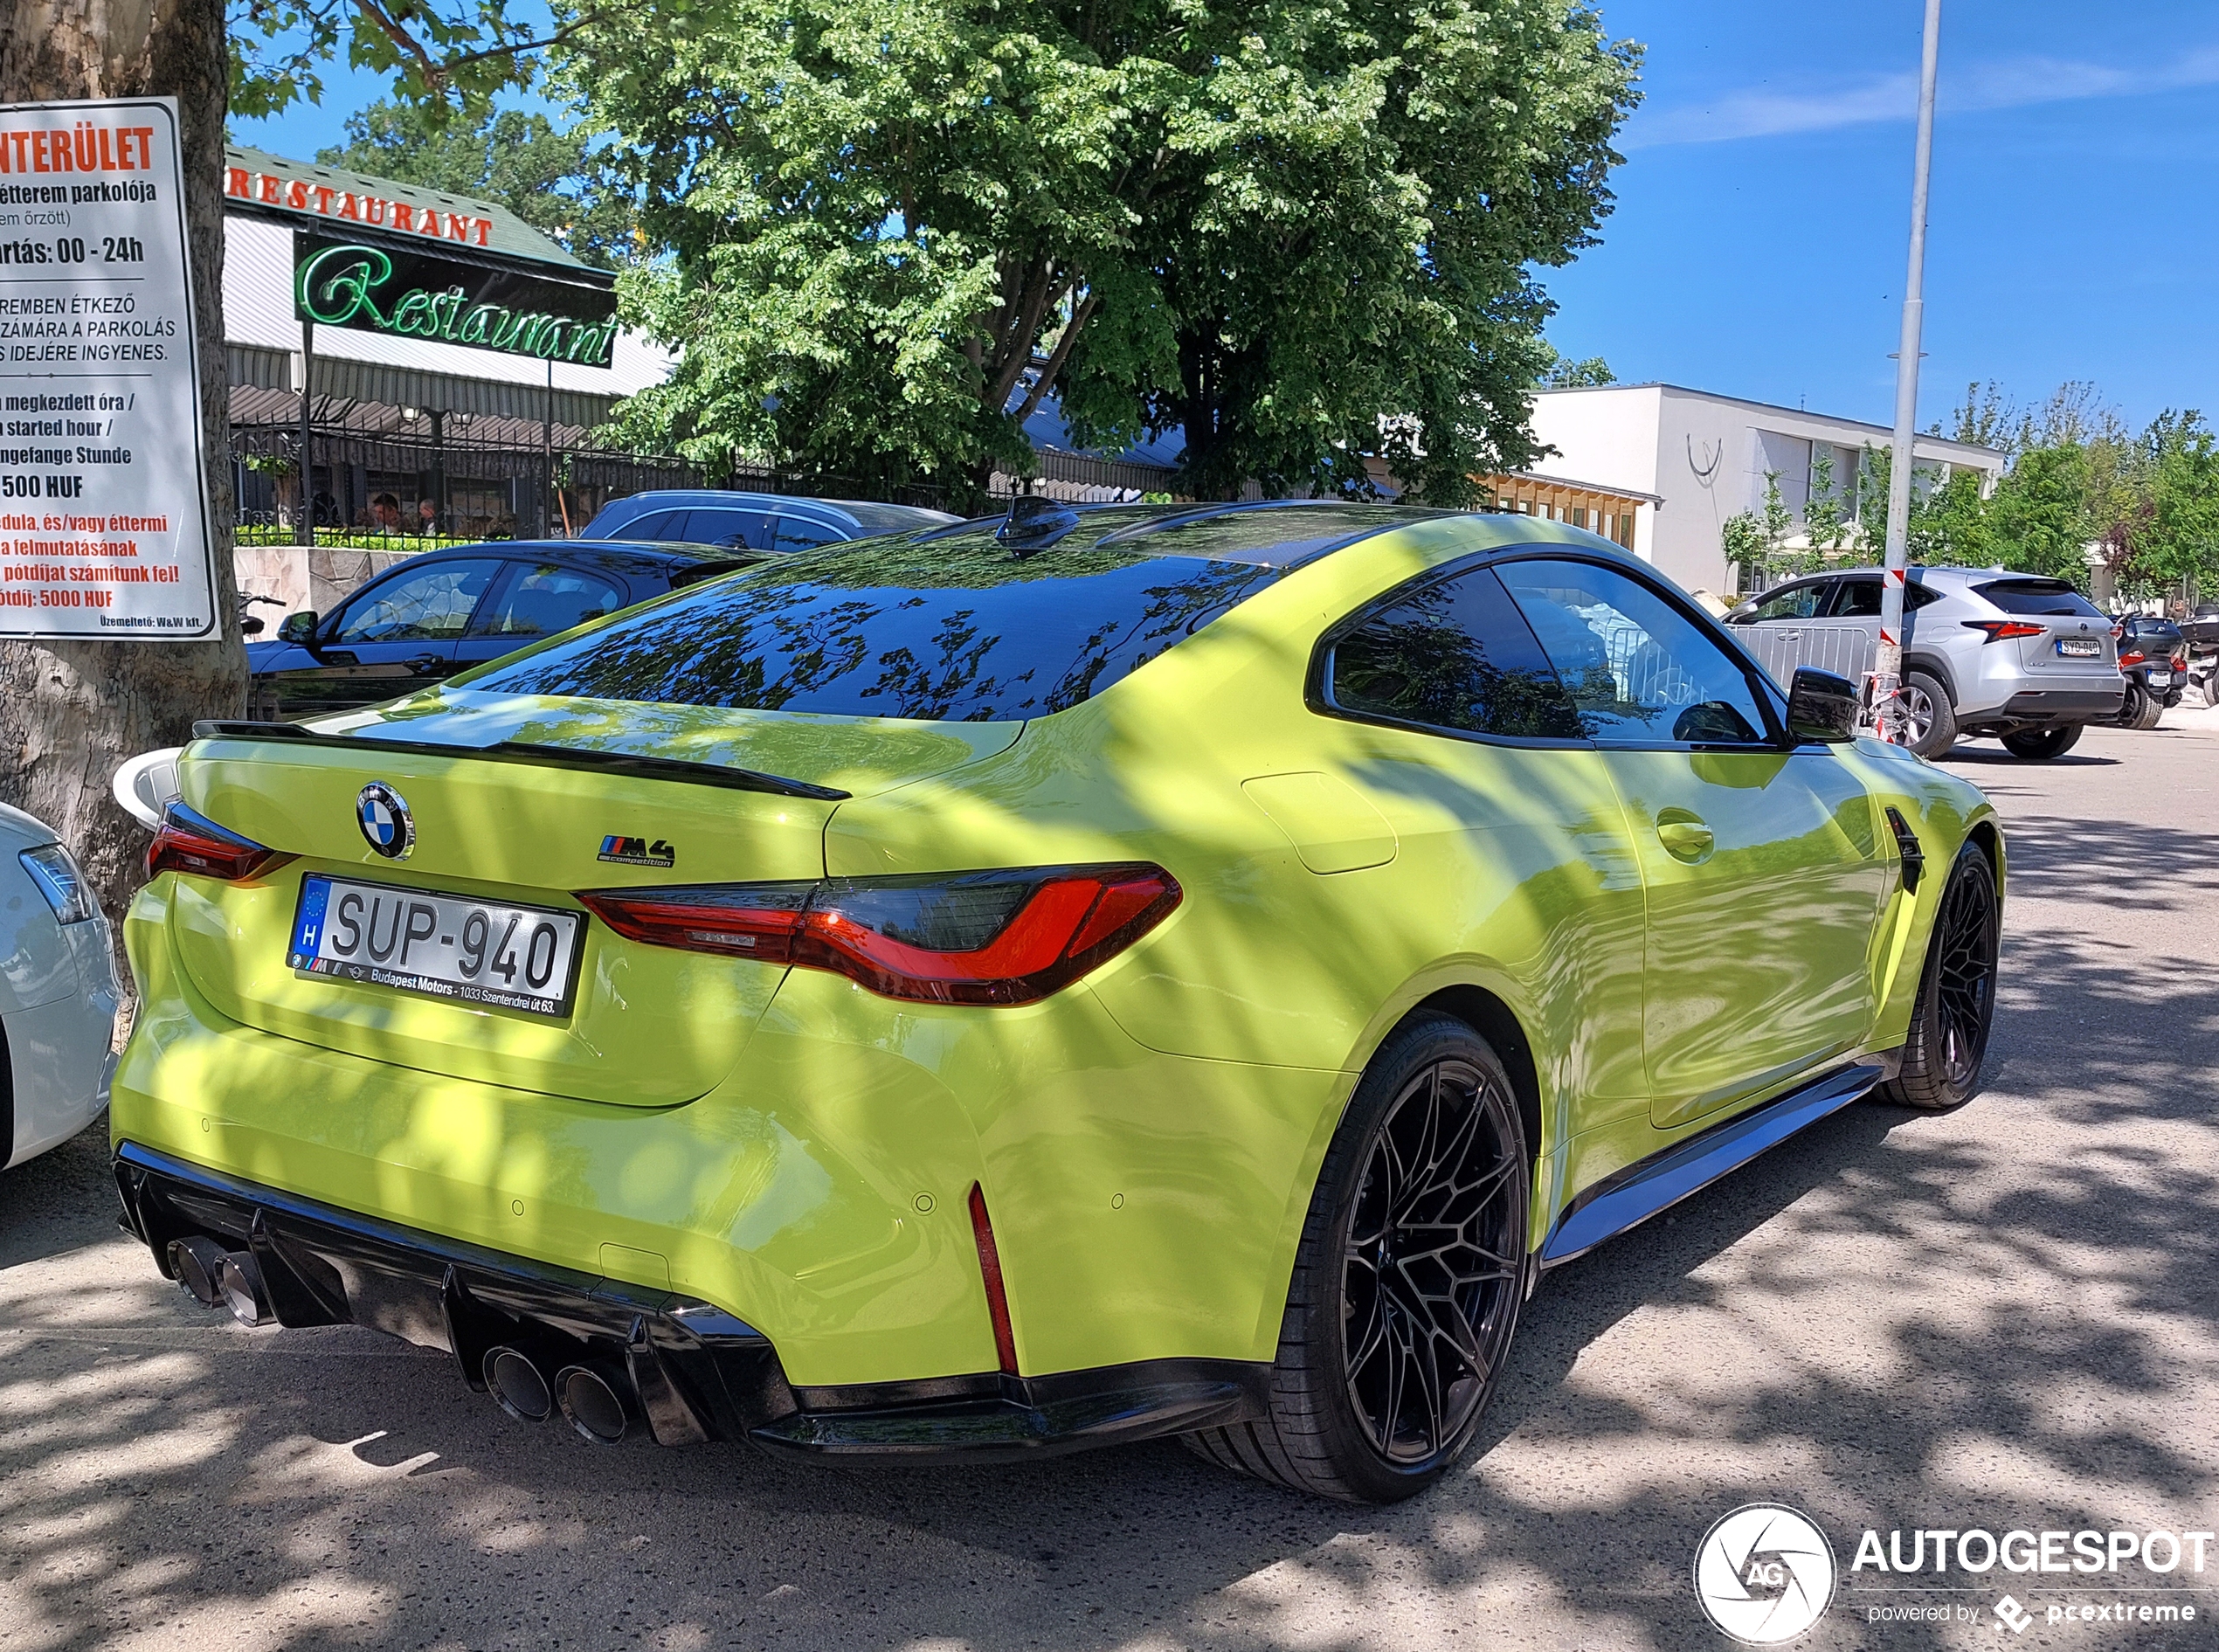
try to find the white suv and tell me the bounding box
[1724,568,2124,760]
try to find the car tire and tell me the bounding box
[1903,670,1955,759]
[1998,724,2082,761]
[1182,1013,1529,1504]
[2133,686,2166,729]
[2116,680,2160,729]
[1879,841,1999,1112]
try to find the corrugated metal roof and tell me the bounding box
[224,144,593,273]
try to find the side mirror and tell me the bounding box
[1785,667,1859,743]
[277,610,320,644]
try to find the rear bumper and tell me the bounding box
[114,1141,1268,1461]
[1963,687,2125,731]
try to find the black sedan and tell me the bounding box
[246,541,746,720]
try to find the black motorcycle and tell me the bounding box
[2114,613,2187,729]
[2183,605,2219,708]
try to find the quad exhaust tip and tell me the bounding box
[167,1236,229,1307]
[218,1253,273,1326]
[167,1238,273,1326]
[556,1365,629,1445]
[484,1346,554,1423]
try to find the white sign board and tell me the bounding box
[0,96,218,640]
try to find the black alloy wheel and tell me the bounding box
[1183,1013,1529,1503]
[1883,840,2001,1110]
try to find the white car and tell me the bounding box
[2,805,119,1170]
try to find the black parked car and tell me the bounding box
[247,541,746,720]
[2114,614,2187,729]
[579,489,957,551]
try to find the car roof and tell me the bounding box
[893,499,1466,568]
[1797,565,2081,584]
[586,489,861,524]
[389,539,732,576]
[584,491,964,530]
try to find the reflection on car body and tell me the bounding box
[119,502,2002,1504]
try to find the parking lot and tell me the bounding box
[3,716,2214,1652]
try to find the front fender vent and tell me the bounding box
[1885,807,1925,895]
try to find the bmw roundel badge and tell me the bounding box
[356,782,415,861]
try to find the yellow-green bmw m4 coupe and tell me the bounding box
[113,501,2001,1503]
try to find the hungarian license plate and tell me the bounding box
[287,874,584,1017]
[2055,637,2102,657]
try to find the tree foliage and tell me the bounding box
[1904,382,2219,598]
[315,98,637,267]
[1537,343,1615,388]
[571,0,1639,504]
[229,0,587,119]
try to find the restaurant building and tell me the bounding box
[219,146,683,608]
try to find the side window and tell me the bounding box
[1329,566,1586,740]
[331,559,501,644]
[471,563,626,639]
[1738,580,1830,624]
[1833,577,1942,618]
[681,508,768,550]
[769,512,847,553]
[1497,558,1772,747]
[608,509,684,543]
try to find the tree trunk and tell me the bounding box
[0,0,245,992]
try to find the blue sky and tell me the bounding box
[234,0,2218,439]
[1544,0,2219,434]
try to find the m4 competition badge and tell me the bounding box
[598,834,675,867]
[356,783,415,861]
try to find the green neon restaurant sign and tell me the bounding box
[293,235,619,368]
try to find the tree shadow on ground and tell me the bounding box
[1,793,2214,1650]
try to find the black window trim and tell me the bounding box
[1309,546,1797,754]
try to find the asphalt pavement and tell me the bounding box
[3,714,2216,1651]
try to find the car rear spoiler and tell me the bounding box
[188,720,852,802]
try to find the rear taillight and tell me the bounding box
[2171,653,2188,672]
[2119,650,2146,667]
[577,864,1181,1006]
[1962,620,2045,642]
[146,804,287,881]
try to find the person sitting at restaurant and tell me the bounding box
[368,494,403,531]
[415,499,442,535]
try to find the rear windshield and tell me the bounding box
[1977,578,2105,618]
[460,505,1417,721]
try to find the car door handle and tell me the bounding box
[1656,812,1715,861]
[404,653,445,673]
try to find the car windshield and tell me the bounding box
[459,505,1417,720]
[1976,578,2105,618]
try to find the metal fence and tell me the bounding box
[1731,624,1878,688]
[230,418,1185,540]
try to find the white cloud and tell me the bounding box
[1627,44,2219,149]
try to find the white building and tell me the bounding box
[1528,384,2006,596]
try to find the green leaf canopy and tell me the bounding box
[574,0,1640,504]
